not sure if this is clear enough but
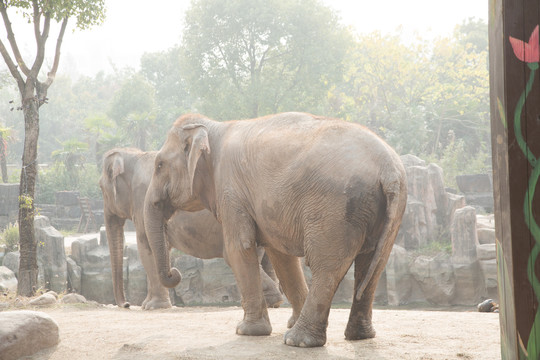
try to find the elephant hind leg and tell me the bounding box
[284,249,356,347]
[344,250,387,340]
[264,248,308,327]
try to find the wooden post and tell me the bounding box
[489,0,540,358]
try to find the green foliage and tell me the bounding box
[0,222,19,252]
[329,18,490,183]
[415,240,453,257]
[4,0,106,30]
[423,136,491,189]
[180,0,353,119]
[107,73,157,150]
[36,162,101,204]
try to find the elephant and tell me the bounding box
[144,112,407,347]
[99,147,283,310]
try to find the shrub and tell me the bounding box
[0,222,19,252]
[36,163,102,204]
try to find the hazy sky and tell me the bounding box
[4,0,488,77]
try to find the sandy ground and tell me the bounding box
[18,304,501,360]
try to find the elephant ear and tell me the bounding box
[107,152,125,202]
[182,124,211,196]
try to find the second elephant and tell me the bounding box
[99,147,283,309]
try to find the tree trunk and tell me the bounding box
[17,87,40,297]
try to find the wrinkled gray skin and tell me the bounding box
[99,148,283,310]
[144,112,407,347]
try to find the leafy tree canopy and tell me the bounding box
[180,0,353,119]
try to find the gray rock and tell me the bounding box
[61,293,87,304]
[171,254,204,305]
[456,174,492,193]
[477,227,495,245]
[29,292,57,307]
[452,262,486,305]
[0,310,60,360]
[66,256,82,293]
[70,236,115,304]
[476,243,496,260]
[0,266,17,292]
[201,258,240,304]
[450,206,486,305]
[2,251,19,278]
[125,243,147,306]
[479,258,498,297]
[35,216,68,293]
[385,245,413,306]
[400,154,426,167]
[451,206,478,264]
[410,254,455,305]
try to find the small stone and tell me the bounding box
[61,293,87,304]
[29,293,57,307]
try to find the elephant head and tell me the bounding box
[144,116,213,289]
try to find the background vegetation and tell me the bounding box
[0,0,490,201]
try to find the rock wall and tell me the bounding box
[0,155,498,307]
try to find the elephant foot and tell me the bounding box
[264,291,284,308]
[118,302,130,309]
[236,318,272,336]
[284,324,326,348]
[142,297,172,310]
[344,320,376,340]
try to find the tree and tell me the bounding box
[0,0,105,296]
[108,73,156,150]
[181,0,352,120]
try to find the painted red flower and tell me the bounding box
[509,25,540,63]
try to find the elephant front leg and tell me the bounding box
[223,218,272,336]
[136,231,172,310]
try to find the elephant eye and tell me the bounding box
[156,162,163,172]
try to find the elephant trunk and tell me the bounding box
[144,193,182,288]
[105,213,129,308]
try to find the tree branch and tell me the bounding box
[30,11,50,78]
[45,16,68,87]
[0,38,24,90]
[32,0,41,42]
[0,2,31,76]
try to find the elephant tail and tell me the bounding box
[355,166,407,301]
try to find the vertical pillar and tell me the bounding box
[489,0,540,358]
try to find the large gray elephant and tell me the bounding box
[99,147,283,310]
[144,112,407,347]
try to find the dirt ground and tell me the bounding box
[20,304,501,360]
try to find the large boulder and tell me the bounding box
[34,216,68,293]
[199,258,240,304]
[70,235,115,304]
[125,243,147,305]
[0,310,60,360]
[2,251,19,278]
[385,245,414,306]
[410,254,455,305]
[450,206,486,305]
[66,257,82,293]
[0,265,17,292]
[171,254,205,305]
